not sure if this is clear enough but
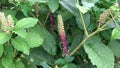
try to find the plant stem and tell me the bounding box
[70,36,89,56]
[70,28,101,56]
[79,10,89,37]
[70,12,120,56]
[44,11,50,26]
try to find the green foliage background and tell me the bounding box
[0,0,120,68]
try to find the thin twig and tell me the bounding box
[44,11,50,26]
[79,10,89,37]
[30,12,44,28]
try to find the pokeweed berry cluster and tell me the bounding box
[49,12,55,33]
[57,15,69,56]
[98,8,113,26]
[34,3,39,18]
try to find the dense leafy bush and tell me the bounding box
[0,0,120,68]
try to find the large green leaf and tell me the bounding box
[13,29,27,38]
[84,42,114,68]
[108,40,120,57]
[14,18,38,29]
[48,0,59,13]
[111,28,120,40]
[59,0,79,16]
[0,44,3,57]
[11,36,30,55]
[42,30,56,55]
[60,0,89,15]
[29,24,45,39]
[25,32,44,48]
[14,60,25,68]
[1,56,15,68]
[25,47,54,65]
[0,33,11,44]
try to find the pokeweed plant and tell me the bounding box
[0,0,120,68]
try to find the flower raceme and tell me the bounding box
[57,15,68,56]
[0,12,14,34]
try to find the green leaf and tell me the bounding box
[84,42,114,68]
[29,24,45,39]
[86,35,101,44]
[42,30,56,55]
[14,18,38,29]
[59,0,79,16]
[108,40,120,57]
[59,8,73,21]
[25,47,54,65]
[0,62,4,68]
[4,45,14,57]
[25,32,44,48]
[1,56,15,68]
[25,63,37,68]
[55,58,66,65]
[1,9,17,17]
[19,2,31,16]
[60,0,89,15]
[115,63,120,68]
[64,56,74,63]
[100,30,112,40]
[111,28,120,40]
[62,63,77,68]
[76,4,89,14]
[13,29,27,38]
[40,62,51,68]
[118,0,120,6]
[80,63,96,68]
[48,0,59,13]
[0,44,4,57]
[0,33,11,44]
[81,0,99,8]
[71,35,83,48]
[14,60,25,68]
[75,13,90,30]
[11,36,30,55]
[55,57,74,65]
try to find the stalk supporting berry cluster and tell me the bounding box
[57,15,68,56]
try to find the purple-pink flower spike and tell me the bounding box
[49,12,55,33]
[57,15,69,56]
